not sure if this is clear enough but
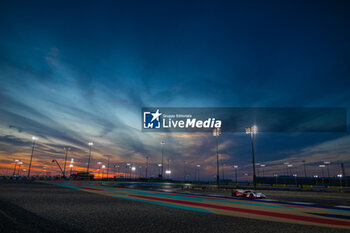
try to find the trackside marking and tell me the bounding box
[128,194,350,227]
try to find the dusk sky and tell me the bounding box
[0,0,349,180]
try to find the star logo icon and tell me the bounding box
[151,109,162,122]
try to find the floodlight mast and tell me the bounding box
[246,125,257,190]
[160,141,165,180]
[86,142,93,173]
[27,136,38,178]
[213,128,221,188]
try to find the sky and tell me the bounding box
[0,0,349,180]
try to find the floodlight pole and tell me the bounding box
[161,141,165,180]
[214,128,220,189]
[145,157,149,178]
[302,160,307,177]
[246,126,257,190]
[86,142,93,173]
[251,132,256,190]
[27,137,37,178]
[63,147,70,177]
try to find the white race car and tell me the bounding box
[233,190,266,199]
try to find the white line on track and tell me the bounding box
[335,205,350,209]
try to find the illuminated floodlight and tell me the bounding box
[337,174,343,178]
[71,158,74,163]
[252,125,258,134]
[15,159,19,162]
[97,162,102,165]
[284,162,289,165]
[213,128,221,136]
[131,166,136,171]
[287,164,293,167]
[126,163,131,166]
[245,125,257,134]
[260,164,266,167]
[158,163,162,167]
[313,175,318,178]
[165,170,171,174]
[196,164,200,168]
[233,165,238,168]
[293,174,297,177]
[102,165,106,169]
[32,136,38,141]
[69,164,73,168]
[88,142,93,146]
[324,161,330,165]
[319,164,326,168]
[273,173,278,177]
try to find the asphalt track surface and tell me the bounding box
[0,181,349,233]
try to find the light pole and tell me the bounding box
[114,165,120,179]
[302,160,307,177]
[319,164,325,186]
[337,174,343,187]
[13,159,19,176]
[165,169,171,179]
[260,164,266,177]
[246,125,257,190]
[274,173,278,185]
[145,157,149,179]
[256,163,260,176]
[97,162,102,179]
[86,142,93,173]
[196,164,200,181]
[183,161,186,182]
[126,163,131,180]
[324,161,330,177]
[158,163,162,179]
[160,141,165,180]
[233,165,238,184]
[63,147,70,178]
[102,165,106,179]
[17,162,23,176]
[27,136,38,178]
[284,162,289,176]
[222,163,225,180]
[113,164,116,178]
[167,159,170,180]
[213,128,221,188]
[314,175,318,185]
[288,164,293,176]
[131,166,136,180]
[293,174,297,185]
[106,156,110,180]
[69,164,73,176]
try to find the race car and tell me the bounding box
[232,189,266,199]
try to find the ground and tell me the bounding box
[0,181,349,233]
